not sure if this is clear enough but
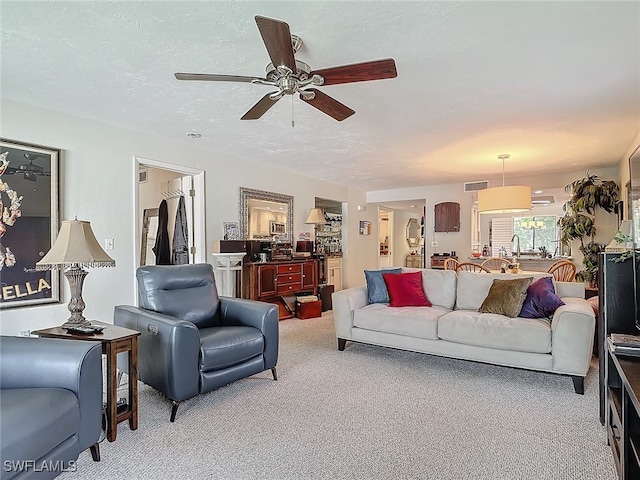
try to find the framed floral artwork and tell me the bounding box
[223,222,239,240]
[0,138,60,308]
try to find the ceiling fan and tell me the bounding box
[175,15,397,122]
[2,154,51,182]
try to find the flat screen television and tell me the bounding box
[630,145,640,331]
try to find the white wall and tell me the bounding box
[368,166,624,266]
[0,99,371,335]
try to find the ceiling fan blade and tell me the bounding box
[255,16,296,72]
[175,73,265,83]
[311,58,397,86]
[300,89,355,121]
[241,93,281,120]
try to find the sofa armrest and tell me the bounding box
[555,281,584,298]
[333,286,368,340]
[0,336,103,450]
[220,296,279,369]
[114,305,201,402]
[550,297,596,376]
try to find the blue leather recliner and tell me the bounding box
[114,263,279,422]
[0,336,103,480]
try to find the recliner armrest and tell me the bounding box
[0,336,103,450]
[220,297,279,369]
[114,305,201,402]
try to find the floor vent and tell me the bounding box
[464,181,488,192]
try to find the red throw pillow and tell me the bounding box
[382,271,432,307]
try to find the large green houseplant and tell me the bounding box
[558,172,620,285]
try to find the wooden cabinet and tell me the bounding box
[430,255,457,269]
[327,257,342,291]
[405,255,424,268]
[302,261,316,290]
[434,202,460,232]
[247,260,318,319]
[256,264,277,297]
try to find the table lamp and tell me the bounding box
[305,208,326,253]
[36,218,115,328]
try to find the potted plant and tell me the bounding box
[558,172,620,286]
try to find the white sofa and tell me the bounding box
[332,268,596,393]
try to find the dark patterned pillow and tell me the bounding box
[364,268,402,304]
[519,276,565,318]
[479,277,533,318]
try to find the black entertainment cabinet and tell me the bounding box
[606,342,640,479]
[599,253,636,424]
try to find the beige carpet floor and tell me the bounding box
[60,312,616,480]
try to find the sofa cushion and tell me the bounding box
[383,271,431,307]
[403,268,458,309]
[456,271,551,311]
[365,268,402,304]
[479,277,533,318]
[437,310,552,353]
[353,303,451,340]
[0,388,79,467]
[199,326,264,371]
[519,277,566,318]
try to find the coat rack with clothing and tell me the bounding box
[152,178,192,266]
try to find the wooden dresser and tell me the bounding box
[245,260,318,319]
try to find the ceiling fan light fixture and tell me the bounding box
[300,90,315,100]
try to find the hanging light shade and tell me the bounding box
[478,154,531,214]
[305,208,326,224]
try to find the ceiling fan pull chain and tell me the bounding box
[291,95,295,128]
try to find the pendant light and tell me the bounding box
[478,154,531,214]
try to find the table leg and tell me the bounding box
[105,342,118,442]
[128,338,138,431]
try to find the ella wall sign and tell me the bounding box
[0,139,60,309]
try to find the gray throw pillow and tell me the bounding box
[365,268,402,304]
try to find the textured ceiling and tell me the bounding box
[1,1,639,191]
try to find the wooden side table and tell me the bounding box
[32,321,140,442]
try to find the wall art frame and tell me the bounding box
[0,138,60,309]
[223,221,240,240]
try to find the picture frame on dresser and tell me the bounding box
[0,138,60,309]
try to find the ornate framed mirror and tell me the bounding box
[406,218,420,248]
[140,208,159,266]
[239,187,294,242]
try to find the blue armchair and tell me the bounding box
[0,336,103,480]
[114,263,279,422]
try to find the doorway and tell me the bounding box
[134,157,206,269]
[378,207,394,268]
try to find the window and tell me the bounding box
[512,216,557,255]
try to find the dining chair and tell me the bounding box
[443,258,460,270]
[455,262,491,273]
[481,257,506,271]
[547,259,577,282]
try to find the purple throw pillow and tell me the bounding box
[519,277,565,319]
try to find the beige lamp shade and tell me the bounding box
[36,219,115,269]
[478,186,532,214]
[305,208,326,224]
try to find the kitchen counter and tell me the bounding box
[467,256,573,273]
